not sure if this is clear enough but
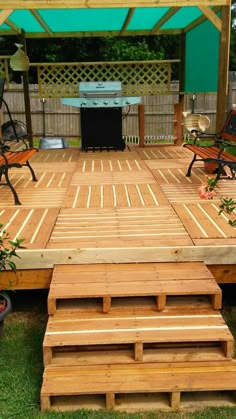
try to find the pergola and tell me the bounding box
[0,1,232,134]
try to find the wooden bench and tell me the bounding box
[41,360,236,411]
[183,109,236,180]
[43,310,234,365]
[0,145,38,205]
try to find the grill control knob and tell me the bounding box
[93,100,98,105]
[125,100,130,105]
[82,101,87,106]
[103,100,108,105]
[114,100,119,105]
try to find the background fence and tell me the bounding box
[1,82,236,143]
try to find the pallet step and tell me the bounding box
[43,310,234,365]
[48,262,222,314]
[41,361,236,412]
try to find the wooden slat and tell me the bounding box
[70,171,156,185]
[174,203,236,239]
[31,149,80,163]
[47,207,193,248]
[0,189,67,207]
[62,183,169,208]
[75,158,146,172]
[184,144,236,162]
[0,171,73,189]
[0,207,59,248]
[151,167,206,185]
[136,147,192,160]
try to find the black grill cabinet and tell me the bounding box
[80,107,124,151]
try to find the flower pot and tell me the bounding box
[204,161,218,174]
[0,292,12,338]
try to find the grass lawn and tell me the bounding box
[1,287,236,419]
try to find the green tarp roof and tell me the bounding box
[0,6,221,38]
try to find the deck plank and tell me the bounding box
[47,207,193,248]
[0,207,59,248]
[136,147,192,160]
[174,203,236,239]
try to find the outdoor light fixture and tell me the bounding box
[10,43,30,72]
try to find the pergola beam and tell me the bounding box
[151,7,181,34]
[120,8,135,35]
[1,0,230,9]
[198,6,222,31]
[30,10,54,37]
[184,6,221,32]
[0,10,13,25]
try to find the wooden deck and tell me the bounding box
[0,144,235,289]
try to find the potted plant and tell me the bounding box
[0,223,24,337]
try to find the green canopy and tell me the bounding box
[0,1,231,127]
[0,4,223,38]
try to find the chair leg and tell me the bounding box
[25,161,37,182]
[214,164,224,182]
[4,169,21,205]
[186,154,197,177]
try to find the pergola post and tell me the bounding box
[19,30,33,148]
[175,33,186,145]
[138,103,145,147]
[216,5,231,131]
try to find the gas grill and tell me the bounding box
[61,81,141,151]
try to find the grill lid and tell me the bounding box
[79,81,122,97]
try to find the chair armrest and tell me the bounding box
[0,144,10,153]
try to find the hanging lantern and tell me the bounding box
[10,43,30,71]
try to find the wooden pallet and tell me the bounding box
[43,310,234,365]
[47,262,222,314]
[41,261,236,412]
[41,360,236,412]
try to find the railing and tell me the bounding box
[0,58,179,97]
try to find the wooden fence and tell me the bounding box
[1,83,236,142]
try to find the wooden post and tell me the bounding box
[19,30,33,148]
[174,96,184,145]
[170,391,181,410]
[216,6,231,131]
[173,33,186,147]
[138,103,145,147]
[103,296,111,313]
[106,393,115,409]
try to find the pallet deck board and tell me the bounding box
[48,262,222,313]
[43,311,234,363]
[41,361,236,411]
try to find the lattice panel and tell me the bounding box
[36,61,172,98]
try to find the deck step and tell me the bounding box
[43,310,234,365]
[48,262,222,314]
[41,360,236,412]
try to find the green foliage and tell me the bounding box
[1,34,181,82]
[100,37,165,61]
[0,223,24,273]
[219,197,236,227]
[202,178,236,227]
[205,176,219,190]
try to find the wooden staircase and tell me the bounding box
[41,262,236,412]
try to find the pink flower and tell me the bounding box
[198,183,216,199]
